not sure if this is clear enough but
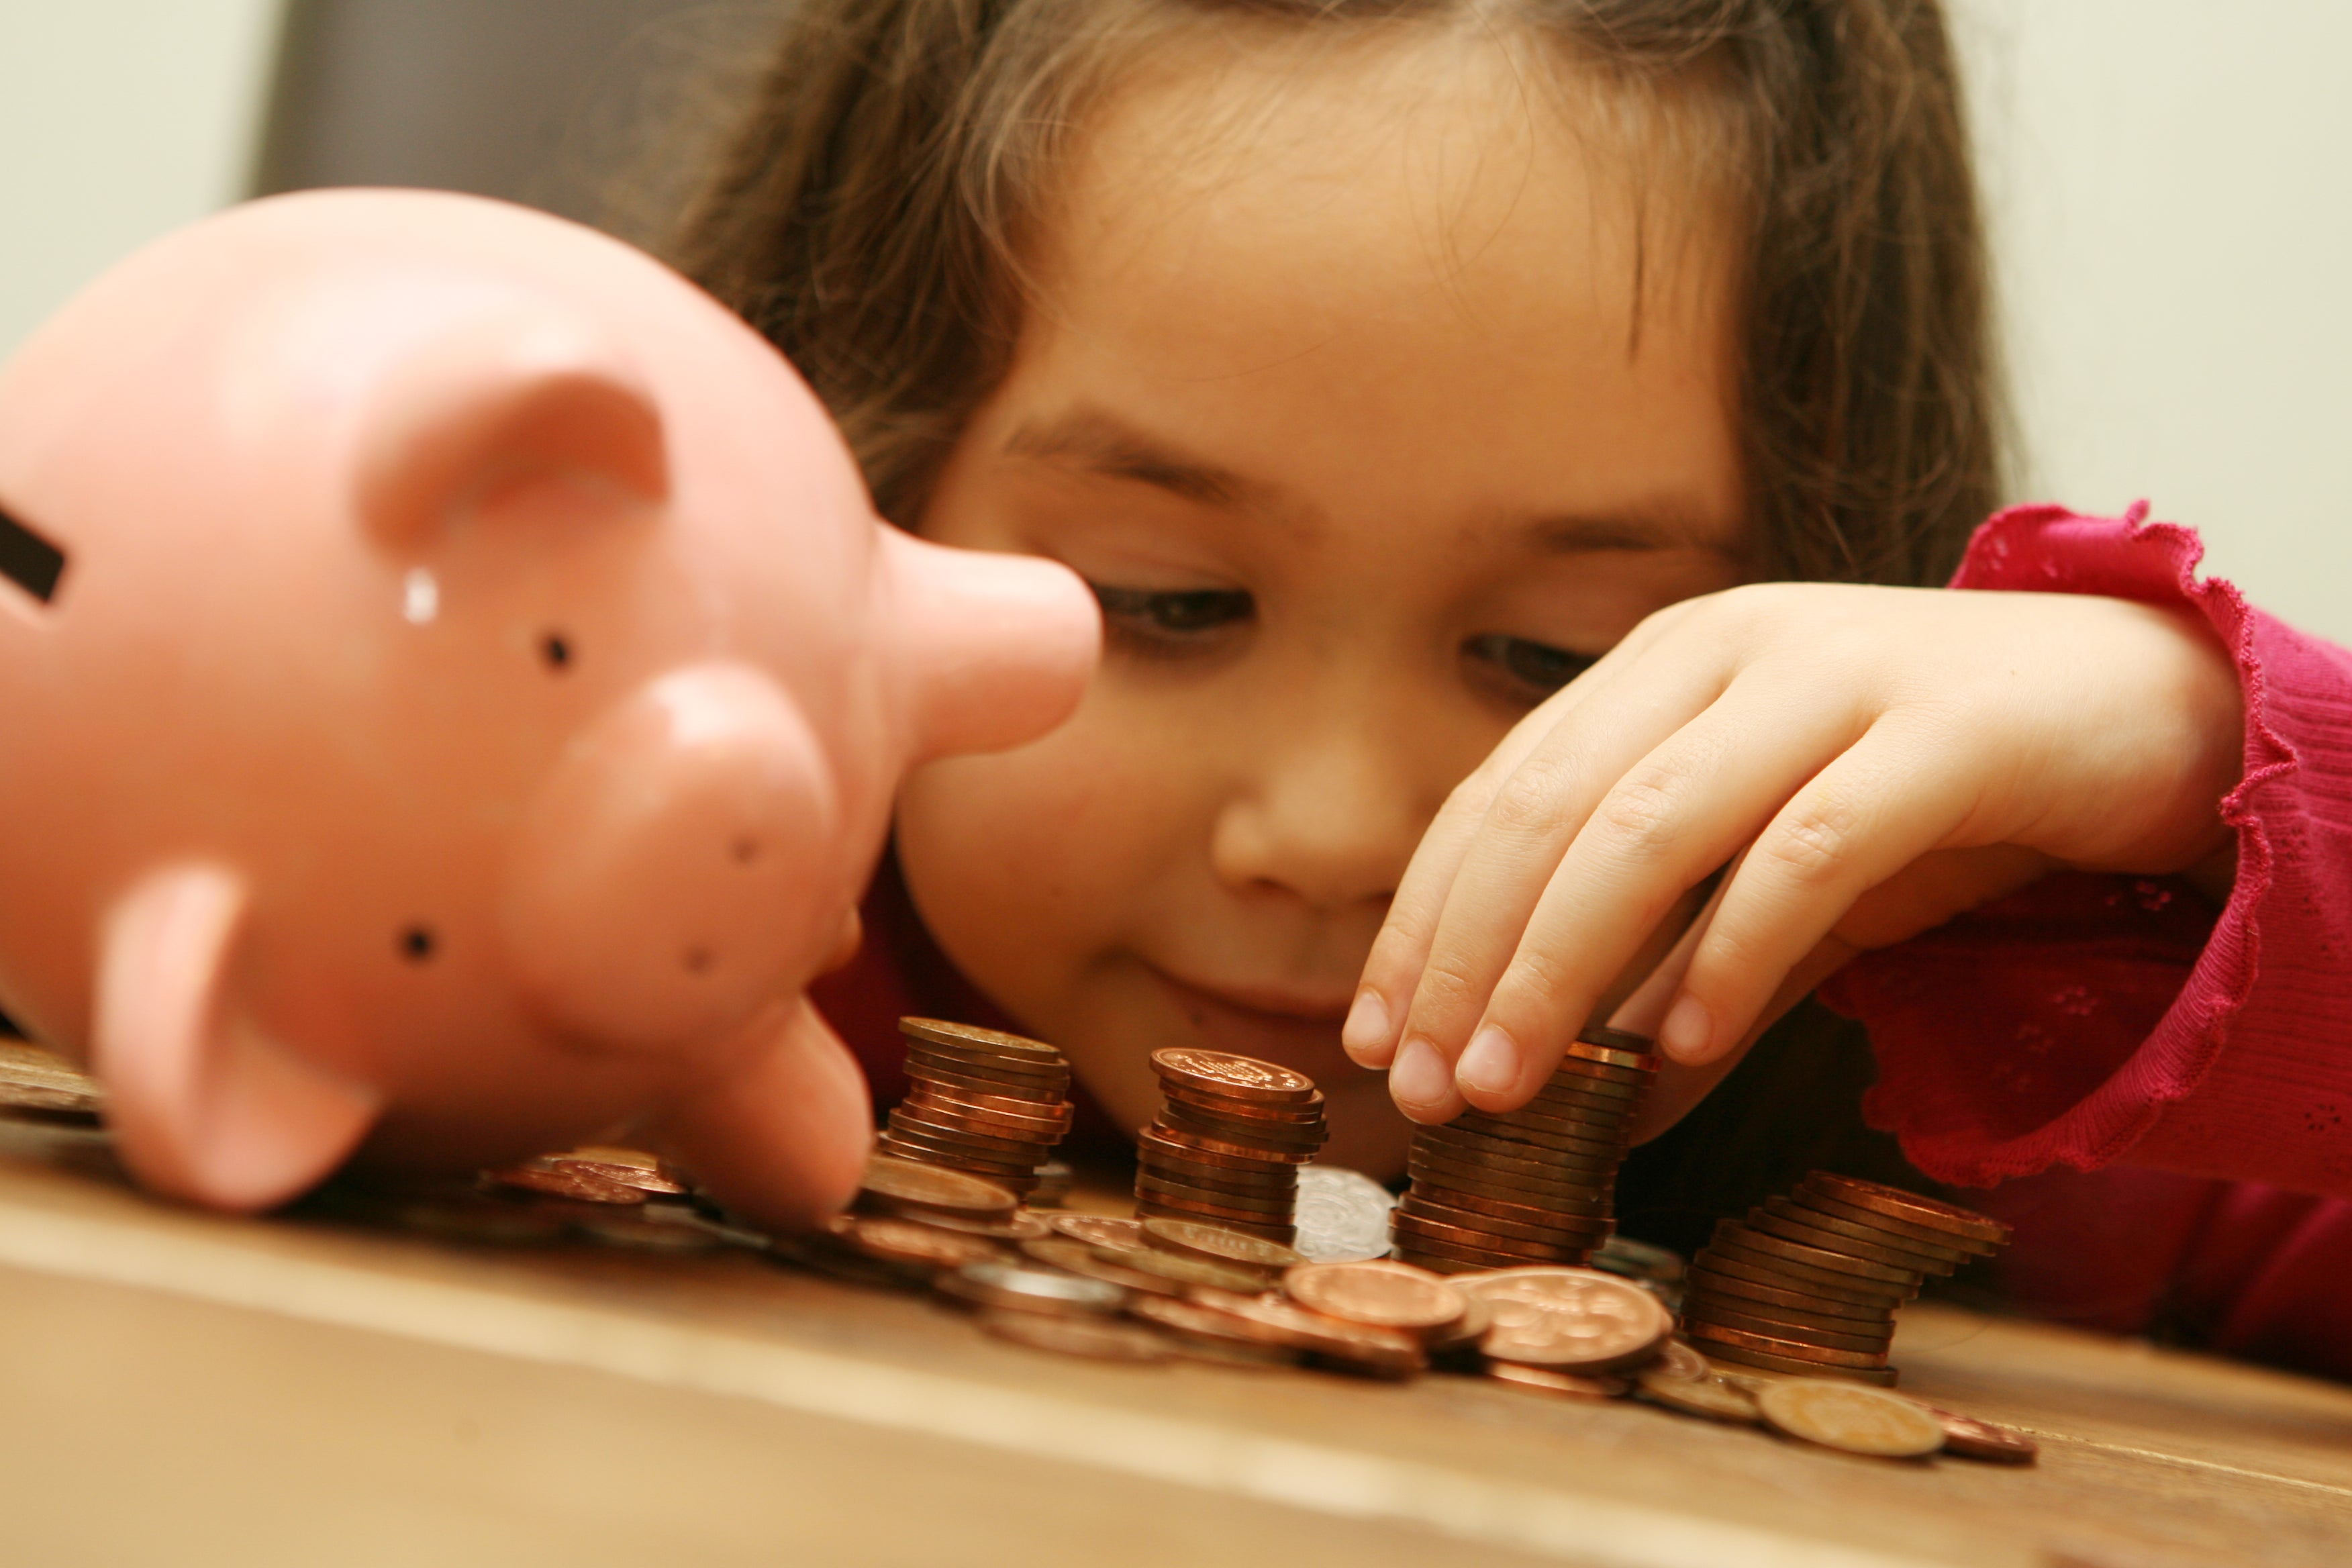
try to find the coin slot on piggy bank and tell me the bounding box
[0,503,66,605]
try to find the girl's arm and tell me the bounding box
[1824,503,2352,1197]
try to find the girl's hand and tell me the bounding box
[1340,583,2244,1134]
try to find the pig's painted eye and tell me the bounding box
[399,926,437,963]
[540,632,573,671]
[0,501,67,604]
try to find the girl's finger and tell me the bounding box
[1384,657,1737,1117]
[1342,702,1563,1068]
[1657,720,1973,1065]
[1626,931,1858,1143]
[1446,687,1867,1109]
[1346,608,1695,1069]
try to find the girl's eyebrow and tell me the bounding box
[1003,409,1257,509]
[1524,507,1730,554]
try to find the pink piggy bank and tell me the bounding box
[0,190,1097,1226]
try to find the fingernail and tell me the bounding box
[1389,1037,1451,1109]
[1456,1026,1520,1096]
[1341,989,1391,1058]
[1661,994,1712,1061]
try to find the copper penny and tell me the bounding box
[1402,1191,1614,1242]
[1020,1236,1186,1295]
[1143,1218,1303,1273]
[1792,1189,2000,1257]
[1137,1154,1299,1197]
[1799,1173,2010,1247]
[903,1089,1072,1136]
[1137,1174,1295,1217]
[1700,1341,1901,1386]
[1923,1406,2039,1463]
[1420,1125,1625,1176]
[1457,1266,1671,1371]
[1127,1293,1297,1353]
[900,1016,1067,1062]
[1426,1287,1493,1350]
[1448,1115,1630,1162]
[1163,1084,1327,1123]
[889,1106,1057,1157]
[937,1259,1127,1316]
[1561,1033,1657,1071]
[1485,1363,1629,1400]
[1392,1212,1595,1265]
[1406,1159,1614,1212]
[1636,1367,1759,1423]
[550,1146,694,1195]
[1756,1379,1944,1458]
[896,1207,1050,1241]
[1144,1124,1316,1166]
[1692,1249,1912,1309]
[487,1163,646,1205]
[1684,1265,1890,1324]
[1766,1195,1968,1259]
[1713,1222,1920,1285]
[859,1155,1018,1216]
[1094,1241,1273,1294]
[1283,1260,1468,1333]
[1226,1295,1424,1375]
[1704,1236,1917,1300]
[1150,1048,1317,1104]
[1682,1299,1894,1353]
[1048,1212,1145,1248]
[1136,1126,1295,1172]
[828,1212,1004,1271]
[1406,1179,1616,1229]
[877,1131,1039,1179]
[1683,1281,1892,1335]
[979,1308,1171,1363]
[1745,1208,1957,1275]
[1683,1321,1888,1369]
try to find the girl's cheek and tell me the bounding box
[893,687,1204,1001]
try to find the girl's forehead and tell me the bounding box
[1045,18,1739,357]
[997,27,1747,558]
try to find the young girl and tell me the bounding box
[669,0,2352,1376]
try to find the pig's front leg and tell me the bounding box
[650,996,873,1234]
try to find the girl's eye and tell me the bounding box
[1089,583,1255,651]
[1463,633,1597,702]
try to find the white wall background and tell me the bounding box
[0,1,282,356]
[3,1,2349,636]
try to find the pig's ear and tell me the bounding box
[354,313,669,542]
[93,864,381,1211]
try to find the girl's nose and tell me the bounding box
[1207,701,1437,913]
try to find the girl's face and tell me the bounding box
[899,30,1746,1174]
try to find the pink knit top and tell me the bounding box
[1822,502,2352,1377]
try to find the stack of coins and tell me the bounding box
[1681,1171,2010,1385]
[1391,1027,1657,1274]
[1134,1048,1326,1245]
[878,1018,1074,1200]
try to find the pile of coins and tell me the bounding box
[802,1159,2034,1463]
[878,1018,1074,1200]
[1682,1171,2011,1385]
[1391,1028,1657,1273]
[1132,1048,1326,1245]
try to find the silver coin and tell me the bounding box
[1292,1165,1397,1263]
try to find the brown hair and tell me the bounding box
[667,0,2003,589]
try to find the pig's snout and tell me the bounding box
[499,663,840,1057]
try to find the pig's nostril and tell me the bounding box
[540,631,573,671]
[730,836,761,866]
[399,926,438,963]
[683,946,715,975]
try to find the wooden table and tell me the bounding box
[0,1120,2343,1568]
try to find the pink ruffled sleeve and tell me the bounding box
[1820,501,2352,1196]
